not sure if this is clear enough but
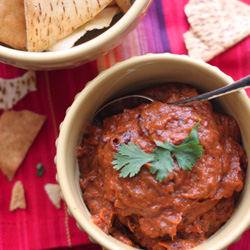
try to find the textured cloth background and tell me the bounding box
[0,0,250,249]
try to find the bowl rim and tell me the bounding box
[0,0,151,63]
[56,53,250,250]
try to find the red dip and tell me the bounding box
[77,83,247,250]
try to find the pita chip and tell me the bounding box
[48,6,120,52]
[0,71,36,110]
[183,0,250,61]
[0,0,27,49]
[24,0,113,52]
[0,110,46,181]
[183,30,219,62]
[9,181,26,211]
[44,183,61,209]
[115,0,131,13]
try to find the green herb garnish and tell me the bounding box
[112,121,204,182]
[36,163,45,177]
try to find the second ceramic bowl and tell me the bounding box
[56,53,250,250]
[0,0,152,70]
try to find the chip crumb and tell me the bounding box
[44,183,61,209]
[9,180,26,212]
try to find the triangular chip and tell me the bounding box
[24,0,113,52]
[0,71,36,110]
[0,110,46,181]
[115,0,131,13]
[47,6,120,52]
[184,30,218,62]
[184,0,250,61]
[0,0,27,49]
[44,183,61,209]
[9,181,26,211]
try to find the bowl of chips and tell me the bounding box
[0,0,152,70]
[56,53,250,250]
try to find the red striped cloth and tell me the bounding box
[1,0,250,249]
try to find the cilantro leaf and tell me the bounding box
[150,147,173,182]
[182,120,201,144]
[112,142,155,178]
[155,121,204,171]
[173,141,204,170]
[36,163,45,177]
[156,140,204,171]
[112,121,204,182]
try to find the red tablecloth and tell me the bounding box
[1,0,250,249]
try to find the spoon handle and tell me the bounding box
[172,75,250,105]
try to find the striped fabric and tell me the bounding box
[0,0,250,249]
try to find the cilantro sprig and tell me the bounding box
[112,121,204,182]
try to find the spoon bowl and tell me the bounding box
[94,74,250,123]
[93,94,153,125]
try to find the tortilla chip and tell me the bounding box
[48,6,120,52]
[183,0,250,61]
[0,0,27,49]
[0,71,36,110]
[115,0,131,13]
[24,0,113,52]
[0,110,46,181]
[9,181,26,211]
[44,184,61,209]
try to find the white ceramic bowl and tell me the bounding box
[56,53,250,250]
[0,0,152,71]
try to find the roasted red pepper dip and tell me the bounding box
[77,83,247,250]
